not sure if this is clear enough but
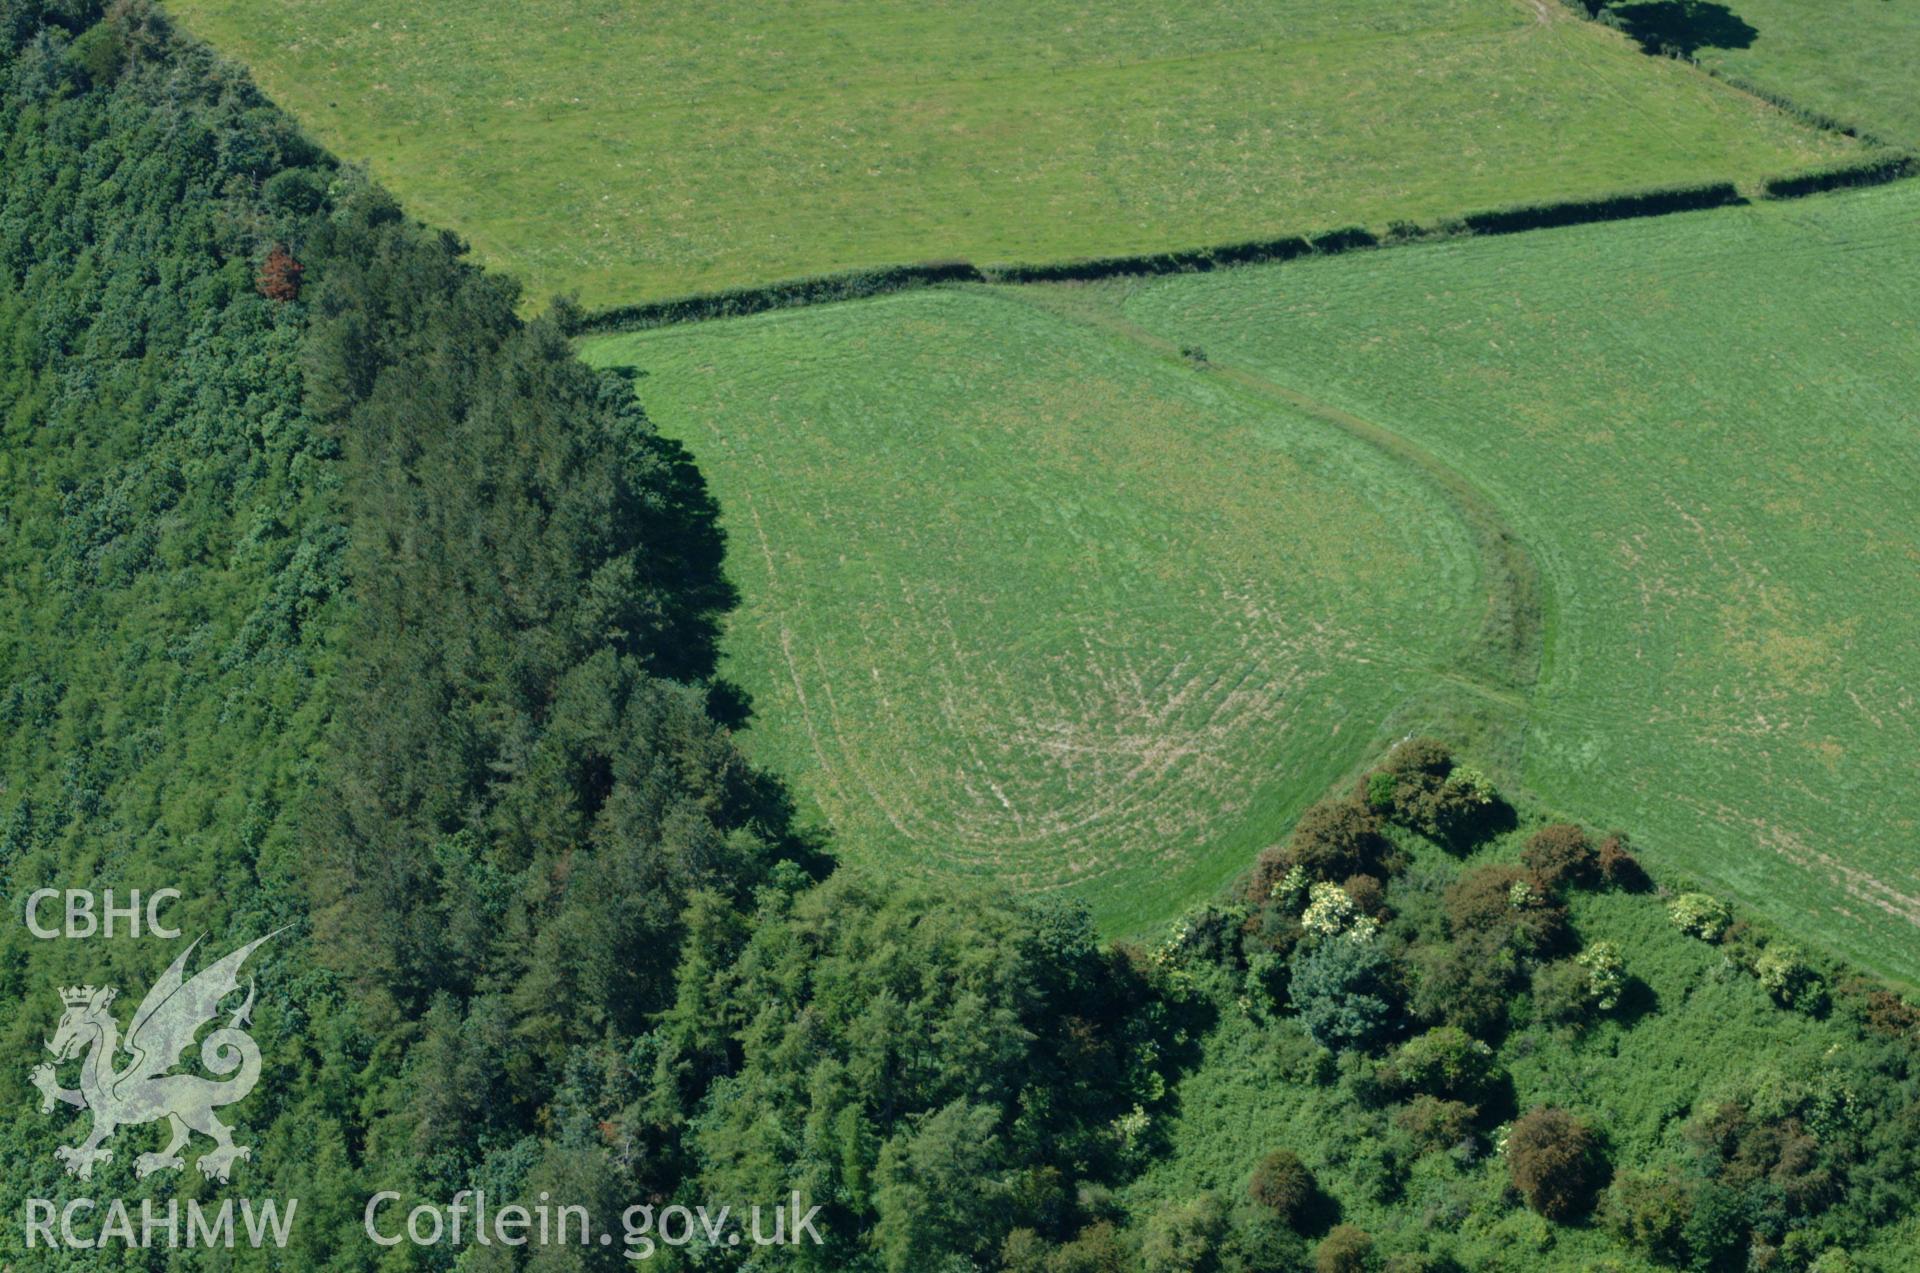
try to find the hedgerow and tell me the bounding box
[575,175,1911,335]
[1763,153,1919,200]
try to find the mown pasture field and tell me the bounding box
[1123,181,1920,983]
[1614,0,1920,146]
[582,290,1485,933]
[163,0,1855,307]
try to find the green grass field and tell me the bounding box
[583,290,1487,932]
[589,182,1920,976]
[163,0,1855,307]
[1121,181,1920,983]
[1625,0,1920,146]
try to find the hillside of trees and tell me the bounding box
[3,2,1918,1269]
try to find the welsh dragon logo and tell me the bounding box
[30,931,280,1182]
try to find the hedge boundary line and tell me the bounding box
[577,261,984,332]
[1449,181,1740,235]
[1554,0,1898,152]
[1699,65,1890,149]
[1762,153,1918,200]
[572,163,1915,335]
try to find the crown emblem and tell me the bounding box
[59,986,107,1008]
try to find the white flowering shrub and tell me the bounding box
[1576,940,1626,1011]
[1444,764,1496,807]
[1111,1104,1152,1163]
[1508,877,1542,910]
[1302,881,1358,936]
[1274,863,1310,912]
[1755,943,1826,1011]
[1670,892,1732,941]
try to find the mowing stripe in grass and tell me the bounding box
[1121,181,1920,981]
[168,0,1858,307]
[989,283,1547,702]
[582,290,1487,934]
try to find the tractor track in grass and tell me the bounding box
[586,285,1501,928]
[979,280,1549,753]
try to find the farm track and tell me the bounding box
[982,282,1548,738]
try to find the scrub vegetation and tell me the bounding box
[5,1,1918,1269]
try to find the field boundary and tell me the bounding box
[572,161,1914,334]
[1550,0,1901,150]
[1762,153,1919,199]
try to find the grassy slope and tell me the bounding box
[1121,182,1920,983]
[1131,816,1920,1270]
[582,290,1481,933]
[161,0,1854,307]
[1672,0,1920,146]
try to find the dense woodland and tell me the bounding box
[2,2,1918,1269]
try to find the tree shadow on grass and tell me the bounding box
[1609,0,1759,58]
[705,677,755,728]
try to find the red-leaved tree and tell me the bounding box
[257,245,303,301]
